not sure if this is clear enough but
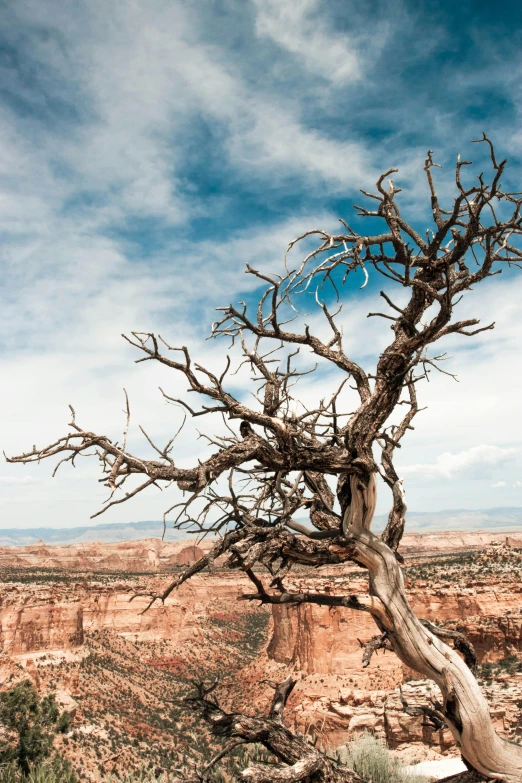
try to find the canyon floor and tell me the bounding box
[1,531,522,779]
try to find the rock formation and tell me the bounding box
[0,570,253,655]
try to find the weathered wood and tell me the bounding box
[184,682,363,783]
[269,676,296,722]
[360,632,393,668]
[344,477,522,782]
[420,619,478,673]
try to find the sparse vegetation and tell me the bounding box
[0,736,428,783]
[0,761,174,783]
[4,547,522,779]
[7,603,270,782]
[479,656,522,684]
[335,733,428,783]
[406,547,522,585]
[0,758,76,783]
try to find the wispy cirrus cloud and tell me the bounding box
[252,0,366,86]
[1,0,522,528]
[0,476,39,485]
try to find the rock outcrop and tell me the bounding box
[3,530,521,573]
[0,571,252,655]
[0,593,84,655]
[267,577,522,674]
[399,530,522,554]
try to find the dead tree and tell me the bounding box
[7,136,522,781]
[182,676,364,783]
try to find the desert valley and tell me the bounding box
[1,531,522,779]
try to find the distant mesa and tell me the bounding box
[0,537,208,573]
[3,508,522,547]
[0,519,187,547]
[1,527,522,574]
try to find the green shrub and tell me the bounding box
[336,732,428,783]
[0,757,76,783]
[0,682,71,774]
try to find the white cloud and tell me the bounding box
[491,481,507,488]
[1,0,522,530]
[0,0,377,308]
[253,0,363,86]
[0,205,344,527]
[401,445,518,481]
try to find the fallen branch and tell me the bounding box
[184,679,364,783]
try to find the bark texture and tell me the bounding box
[344,479,522,782]
[185,679,363,783]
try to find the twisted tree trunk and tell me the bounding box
[344,477,522,782]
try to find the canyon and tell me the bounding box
[1,531,522,777]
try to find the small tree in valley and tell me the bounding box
[0,681,70,774]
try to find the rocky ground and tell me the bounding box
[1,532,522,777]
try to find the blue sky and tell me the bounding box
[1,0,522,529]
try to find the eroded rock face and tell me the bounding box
[0,571,251,655]
[256,538,522,757]
[267,586,522,677]
[0,538,218,655]
[288,673,522,762]
[267,539,522,675]
[0,593,84,655]
[291,680,457,755]
[268,602,381,674]
[400,531,522,554]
